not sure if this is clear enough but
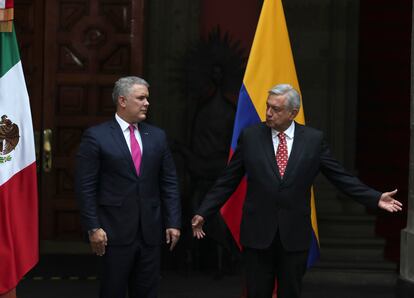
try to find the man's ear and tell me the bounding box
[118,96,126,108]
[290,108,299,120]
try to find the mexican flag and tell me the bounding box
[0,23,39,294]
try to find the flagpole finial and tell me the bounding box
[0,0,14,32]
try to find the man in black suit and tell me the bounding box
[191,84,402,298]
[75,76,181,298]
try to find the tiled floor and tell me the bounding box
[16,255,398,298]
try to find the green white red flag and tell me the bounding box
[0,23,38,294]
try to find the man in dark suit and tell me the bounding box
[75,76,181,298]
[191,84,402,298]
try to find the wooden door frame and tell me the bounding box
[16,0,146,240]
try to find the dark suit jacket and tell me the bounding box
[75,119,181,246]
[197,122,380,251]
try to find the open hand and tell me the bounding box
[191,215,206,239]
[378,189,403,212]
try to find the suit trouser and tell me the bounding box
[243,232,308,298]
[99,237,161,298]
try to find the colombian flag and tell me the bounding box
[220,0,320,268]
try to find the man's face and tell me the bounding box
[118,84,149,123]
[265,94,298,131]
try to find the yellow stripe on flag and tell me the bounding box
[243,0,304,122]
[243,0,318,244]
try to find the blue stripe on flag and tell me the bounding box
[307,229,320,268]
[230,84,261,150]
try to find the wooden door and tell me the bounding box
[15,0,145,240]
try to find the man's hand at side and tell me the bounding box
[166,228,181,251]
[191,215,205,239]
[89,228,107,256]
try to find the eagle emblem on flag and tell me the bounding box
[0,114,19,157]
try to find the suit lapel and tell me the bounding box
[283,122,305,182]
[259,123,281,180]
[138,122,150,177]
[110,119,138,177]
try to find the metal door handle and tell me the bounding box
[43,129,52,172]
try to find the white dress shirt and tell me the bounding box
[115,113,143,153]
[271,121,295,158]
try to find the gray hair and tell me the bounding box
[112,76,150,105]
[268,84,301,111]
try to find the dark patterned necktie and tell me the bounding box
[276,132,288,177]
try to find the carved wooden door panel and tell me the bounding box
[15,0,145,240]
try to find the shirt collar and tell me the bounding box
[115,113,137,132]
[271,121,295,140]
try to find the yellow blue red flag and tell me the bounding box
[220,0,320,268]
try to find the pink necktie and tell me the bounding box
[129,124,142,175]
[276,132,288,177]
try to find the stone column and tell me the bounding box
[285,0,361,214]
[397,2,414,296]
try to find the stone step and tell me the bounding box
[318,237,386,262]
[317,214,377,238]
[320,236,385,247]
[313,259,397,271]
[319,247,384,262]
[303,267,397,286]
